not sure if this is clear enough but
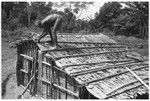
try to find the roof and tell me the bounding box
[20,33,149,99]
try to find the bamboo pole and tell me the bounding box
[53,83,78,98]
[70,62,148,76]
[62,59,134,69]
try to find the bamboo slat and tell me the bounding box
[81,65,148,85]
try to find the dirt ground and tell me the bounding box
[2,38,17,99]
[1,32,148,99]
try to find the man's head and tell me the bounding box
[35,20,42,28]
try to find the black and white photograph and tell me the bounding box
[1,0,149,99]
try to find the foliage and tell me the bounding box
[93,2,149,39]
[92,2,122,31]
[113,2,148,38]
[1,1,148,39]
[2,1,93,33]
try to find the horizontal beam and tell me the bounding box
[20,69,28,74]
[62,59,134,69]
[82,65,148,85]
[58,41,118,45]
[53,83,78,98]
[42,45,126,52]
[106,77,148,95]
[42,61,52,67]
[105,82,149,99]
[55,50,135,60]
[38,40,118,45]
[71,62,148,76]
[42,78,51,84]
[20,54,33,61]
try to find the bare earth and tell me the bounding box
[1,33,148,99]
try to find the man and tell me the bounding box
[35,13,63,50]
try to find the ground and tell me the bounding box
[1,30,148,99]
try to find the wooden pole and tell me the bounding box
[125,67,149,89]
[18,75,34,99]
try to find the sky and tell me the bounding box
[51,1,107,20]
[76,1,107,20]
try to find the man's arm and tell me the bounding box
[37,30,47,42]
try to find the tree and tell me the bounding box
[94,2,122,31]
[2,2,27,30]
[113,2,148,38]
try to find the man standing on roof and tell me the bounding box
[35,13,63,50]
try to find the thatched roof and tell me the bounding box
[20,33,149,99]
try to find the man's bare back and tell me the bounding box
[35,13,63,50]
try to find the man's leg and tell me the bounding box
[52,17,62,47]
[48,28,53,44]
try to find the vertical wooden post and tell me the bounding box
[31,45,38,96]
[16,45,23,86]
[37,50,44,98]
[65,74,67,99]
[51,61,55,99]
[58,71,60,99]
